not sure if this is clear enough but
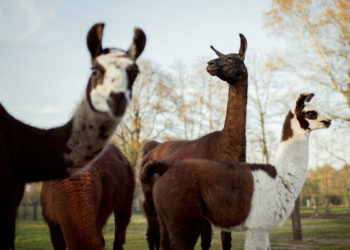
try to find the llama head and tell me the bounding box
[282,93,331,141]
[86,23,146,120]
[206,34,247,84]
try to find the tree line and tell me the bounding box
[301,164,350,216]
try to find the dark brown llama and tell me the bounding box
[140,93,331,250]
[140,34,248,250]
[0,23,145,250]
[41,143,134,250]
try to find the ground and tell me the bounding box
[15,206,350,249]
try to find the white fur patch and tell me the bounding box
[63,100,118,175]
[90,49,132,118]
[303,105,331,130]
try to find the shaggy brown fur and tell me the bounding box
[140,159,276,250]
[140,34,248,250]
[41,144,135,250]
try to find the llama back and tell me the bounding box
[141,131,222,168]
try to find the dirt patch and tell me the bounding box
[272,242,313,249]
[302,213,350,220]
[304,238,350,245]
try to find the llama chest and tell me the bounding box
[243,171,298,230]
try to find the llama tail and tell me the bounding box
[140,160,171,184]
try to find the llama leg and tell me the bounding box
[48,224,66,250]
[244,229,270,250]
[143,198,160,250]
[167,222,200,250]
[158,214,171,250]
[0,198,17,250]
[113,208,132,250]
[200,219,212,250]
[0,183,25,249]
[220,231,232,250]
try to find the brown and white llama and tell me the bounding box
[41,143,134,250]
[140,34,248,250]
[140,93,331,250]
[0,23,145,250]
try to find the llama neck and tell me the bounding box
[63,97,118,174]
[275,134,310,196]
[1,98,117,182]
[220,77,248,161]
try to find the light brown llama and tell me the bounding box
[0,22,145,249]
[140,34,248,250]
[41,144,134,250]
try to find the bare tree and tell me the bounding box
[339,164,350,215]
[264,0,350,239]
[316,164,337,214]
[265,0,350,121]
[115,60,176,168]
[114,61,177,211]
[302,170,321,217]
[291,197,302,240]
[246,52,285,164]
[22,183,42,220]
[170,59,227,140]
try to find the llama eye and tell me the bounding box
[91,67,98,76]
[305,111,317,120]
[226,57,233,62]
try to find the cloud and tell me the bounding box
[38,105,62,115]
[15,0,46,40]
[0,0,56,42]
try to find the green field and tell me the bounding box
[15,206,350,250]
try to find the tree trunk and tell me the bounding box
[291,196,302,240]
[33,200,38,220]
[312,195,319,217]
[23,201,29,219]
[345,189,350,216]
[324,196,331,214]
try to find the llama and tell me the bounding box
[140,34,248,250]
[0,23,145,249]
[140,93,331,250]
[41,143,134,250]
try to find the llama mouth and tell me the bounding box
[206,66,219,75]
[321,120,331,128]
[107,92,128,118]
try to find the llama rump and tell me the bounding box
[140,93,331,250]
[41,143,134,250]
[140,34,248,250]
[0,22,145,249]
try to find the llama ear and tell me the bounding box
[87,23,105,58]
[305,93,314,102]
[238,33,247,61]
[210,45,225,57]
[295,93,314,114]
[128,28,146,60]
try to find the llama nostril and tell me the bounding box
[207,61,215,66]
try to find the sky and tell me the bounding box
[0,0,344,169]
[0,0,280,128]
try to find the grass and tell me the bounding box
[15,206,350,250]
